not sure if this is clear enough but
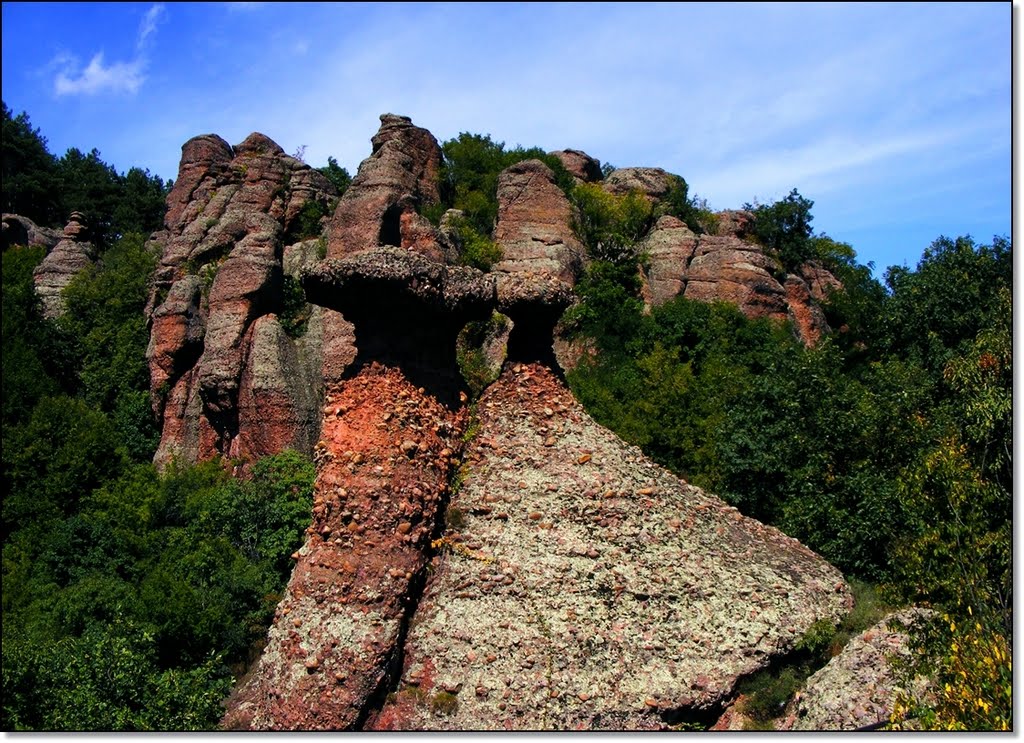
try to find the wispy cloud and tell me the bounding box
[138,4,166,50]
[52,3,165,97]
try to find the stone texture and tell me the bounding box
[327,114,447,261]
[779,609,934,731]
[714,209,754,240]
[147,131,342,467]
[549,149,603,183]
[2,213,62,251]
[371,363,852,731]
[222,363,469,730]
[603,167,675,201]
[639,215,699,307]
[492,160,585,287]
[683,235,790,321]
[32,211,97,319]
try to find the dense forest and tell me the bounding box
[1,104,1011,730]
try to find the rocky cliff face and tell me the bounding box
[639,209,838,345]
[146,131,343,467]
[138,114,863,729]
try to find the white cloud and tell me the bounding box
[138,4,166,50]
[54,53,145,96]
[52,3,165,97]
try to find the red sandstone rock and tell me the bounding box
[683,234,790,322]
[148,130,342,467]
[639,215,699,307]
[327,114,445,260]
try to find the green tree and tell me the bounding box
[317,156,351,196]
[1,102,63,225]
[744,188,815,270]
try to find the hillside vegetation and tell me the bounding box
[1,103,1011,730]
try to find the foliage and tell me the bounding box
[744,188,815,271]
[287,198,333,243]
[570,182,653,265]
[2,619,231,731]
[1,102,63,225]
[429,132,574,236]
[890,609,1011,731]
[317,156,351,196]
[2,101,169,248]
[456,312,509,398]
[278,274,312,338]
[446,213,503,271]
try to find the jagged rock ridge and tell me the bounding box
[146,131,347,468]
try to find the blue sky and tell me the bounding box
[1,2,1011,276]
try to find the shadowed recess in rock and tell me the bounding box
[302,247,495,406]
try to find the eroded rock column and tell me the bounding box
[223,248,495,729]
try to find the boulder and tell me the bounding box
[603,167,675,201]
[779,609,934,731]
[549,149,603,183]
[2,213,62,251]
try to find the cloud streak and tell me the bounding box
[52,3,164,97]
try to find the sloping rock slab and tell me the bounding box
[371,363,851,730]
[779,608,933,731]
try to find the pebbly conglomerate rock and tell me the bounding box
[778,609,934,731]
[370,362,852,731]
[222,363,469,730]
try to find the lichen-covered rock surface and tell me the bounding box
[222,363,468,730]
[371,363,851,731]
[778,609,933,731]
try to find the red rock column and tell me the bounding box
[223,362,466,730]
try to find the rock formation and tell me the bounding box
[637,209,839,345]
[146,130,341,467]
[224,182,851,727]
[492,159,585,287]
[2,213,62,252]
[326,114,449,262]
[778,609,933,731]
[549,149,603,183]
[32,211,96,319]
[138,114,866,730]
[369,362,850,730]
